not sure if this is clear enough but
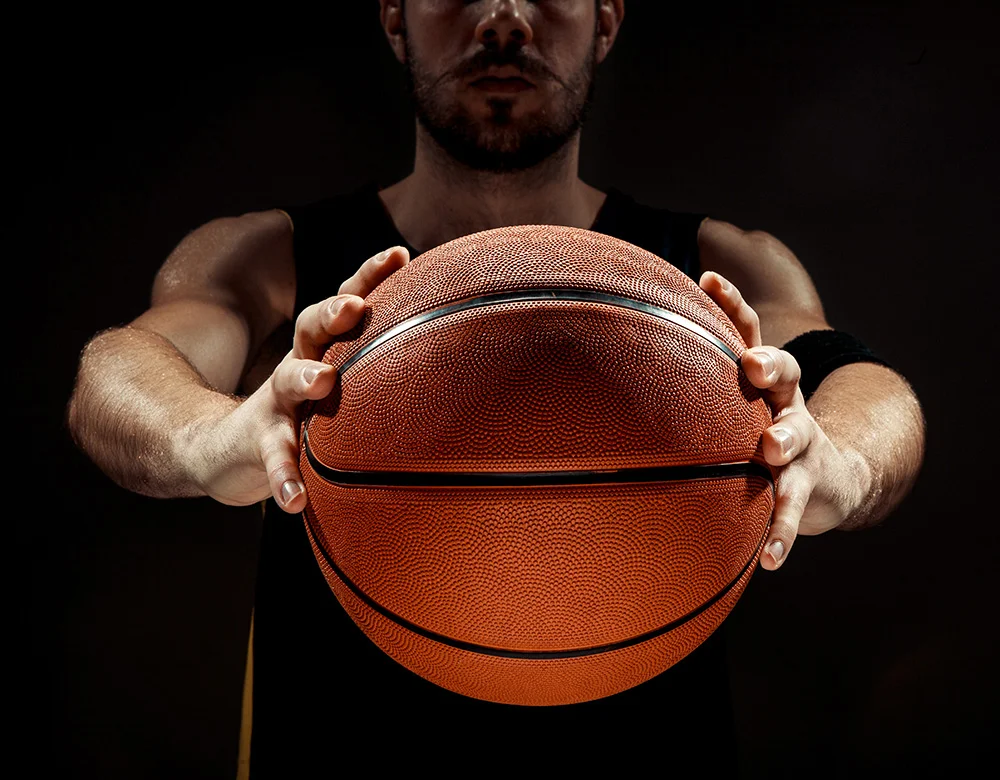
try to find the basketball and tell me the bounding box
[299,225,775,706]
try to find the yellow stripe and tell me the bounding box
[236,610,253,780]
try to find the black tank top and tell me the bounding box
[250,183,736,776]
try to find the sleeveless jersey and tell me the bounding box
[249,182,737,775]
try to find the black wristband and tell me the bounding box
[780,329,895,402]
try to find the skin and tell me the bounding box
[68,0,926,589]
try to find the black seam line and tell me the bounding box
[304,507,770,660]
[304,429,774,488]
[338,288,740,377]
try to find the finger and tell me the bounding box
[699,271,761,348]
[761,410,815,467]
[293,294,366,361]
[338,246,410,298]
[271,356,338,413]
[742,346,803,410]
[760,464,813,570]
[258,420,308,514]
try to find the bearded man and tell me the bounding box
[67,2,926,776]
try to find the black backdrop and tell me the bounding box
[24,1,997,776]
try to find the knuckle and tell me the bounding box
[263,369,283,401]
[783,351,802,384]
[291,330,307,358]
[783,475,813,510]
[260,422,296,462]
[266,459,292,483]
[272,358,296,389]
[358,262,377,287]
[789,410,812,433]
[298,364,314,390]
[267,463,302,499]
[770,515,797,538]
[776,416,805,446]
[257,436,283,472]
[776,457,807,487]
[299,360,328,389]
[789,490,810,514]
[271,368,301,405]
[754,345,779,371]
[321,296,343,327]
[774,495,804,525]
[294,305,317,339]
[368,248,394,272]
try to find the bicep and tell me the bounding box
[131,210,295,394]
[131,298,251,393]
[698,218,832,347]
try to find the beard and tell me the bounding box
[403,39,598,173]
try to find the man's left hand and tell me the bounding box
[699,271,871,570]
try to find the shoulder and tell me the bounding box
[598,188,706,279]
[150,208,296,335]
[697,218,832,345]
[697,218,791,267]
[155,209,293,296]
[697,217,821,308]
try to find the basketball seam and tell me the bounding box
[336,288,741,379]
[302,427,774,486]
[302,506,770,661]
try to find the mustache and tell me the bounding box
[439,46,578,94]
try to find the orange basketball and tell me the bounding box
[300,225,774,706]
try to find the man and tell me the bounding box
[67,0,925,775]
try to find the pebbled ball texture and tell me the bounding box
[301,225,774,706]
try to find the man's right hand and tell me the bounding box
[186,245,410,513]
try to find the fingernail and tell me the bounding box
[303,365,325,384]
[716,274,731,292]
[756,350,775,379]
[766,539,785,565]
[329,298,345,317]
[773,427,793,455]
[281,480,303,505]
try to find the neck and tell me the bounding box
[379,121,606,252]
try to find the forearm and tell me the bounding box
[67,325,240,498]
[806,361,927,530]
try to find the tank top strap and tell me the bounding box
[282,183,707,320]
[592,187,707,283]
[281,181,412,320]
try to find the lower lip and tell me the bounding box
[470,78,535,93]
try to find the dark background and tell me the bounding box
[23,1,997,776]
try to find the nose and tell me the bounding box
[475,0,534,50]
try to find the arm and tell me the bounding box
[697,219,927,565]
[66,208,409,510]
[67,210,293,498]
